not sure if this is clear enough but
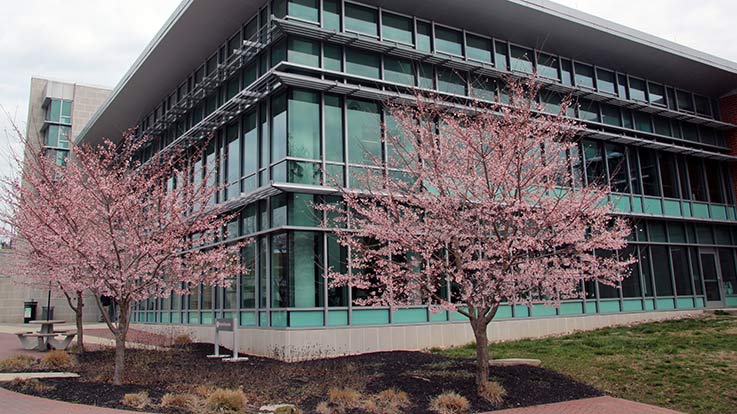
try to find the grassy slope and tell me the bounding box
[436,316,737,414]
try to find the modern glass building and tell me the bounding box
[78,0,737,358]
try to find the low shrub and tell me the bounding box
[429,391,470,414]
[9,378,54,393]
[205,387,247,413]
[122,391,151,409]
[160,392,200,412]
[173,334,193,347]
[40,350,76,371]
[365,388,411,414]
[0,355,37,372]
[327,387,361,408]
[478,380,506,405]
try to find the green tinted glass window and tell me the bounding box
[271,93,288,162]
[288,90,320,160]
[384,56,414,85]
[61,101,72,123]
[438,68,466,96]
[345,3,378,36]
[347,99,382,165]
[325,95,344,162]
[416,21,432,52]
[494,41,508,71]
[289,0,319,22]
[288,37,320,67]
[382,12,413,44]
[435,26,463,55]
[243,112,258,175]
[510,45,533,74]
[346,48,380,79]
[596,69,616,95]
[601,104,621,126]
[419,63,434,89]
[324,44,342,71]
[466,35,491,63]
[323,0,340,30]
[537,53,559,80]
[629,78,647,102]
[574,62,595,89]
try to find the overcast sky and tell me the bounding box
[1,0,737,182]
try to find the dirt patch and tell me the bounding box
[1,344,602,413]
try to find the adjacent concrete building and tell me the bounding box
[0,78,110,323]
[77,0,737,359]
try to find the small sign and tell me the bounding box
[215,318,234,332]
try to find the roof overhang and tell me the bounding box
[77,0,737,145]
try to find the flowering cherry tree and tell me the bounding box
[320,78,634,390]
[2,127,244,385]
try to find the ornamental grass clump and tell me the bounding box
[364,388,411,414]
[160,392,200,412]
[205,387,247,413]
[40,350,76,371]
[0,354,38,372]
[428,391,471,414]
[478,380,507,405]
[122,391,151,409]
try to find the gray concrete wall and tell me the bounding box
[133,309,703,361]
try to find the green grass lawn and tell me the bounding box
[436,315,737,414]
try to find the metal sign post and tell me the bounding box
[207,318,248,362]
[207,318,233,359]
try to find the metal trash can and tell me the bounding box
[41,306,54,320]
[23,300,37,323]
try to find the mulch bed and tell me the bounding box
[1,343,602,413]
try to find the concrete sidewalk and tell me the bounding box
[488,396,685,414]
[0,388,148,414]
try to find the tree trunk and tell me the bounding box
[471,317,491,390]
[112,300,130,386]
[75,291,85,353]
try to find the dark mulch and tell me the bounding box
[1,343,602,413]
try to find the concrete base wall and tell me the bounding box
[133,309,703,361]
[0,277,101,324]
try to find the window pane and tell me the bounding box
[606,143,629,193]
[435,26,463,55]
[671,247,693,296]
[621,246,642,297]
[687,158,707,202]
[347,99,382,165]
[325,95,344,162]
[639,149,660,196]
[629,78,647,102]
[560,59,573,86]
[345,3,378,36]
[47,100,61,122]
[653,116,671,136]
[60,101,72,123]
[437,68,467,96]
[648,82,666,106]
[510,45,534,74]
[659,153,679,198]
[573,62,595,89]
[596,69,616,94]
[288,89,320,160]
[243,112,258,175]
[537,53,559,80]
[324,44,342,71]
[382,12,413,44]
[467,35,491,63]
[705,162,724,203]
[241,245,256,308]
[634,112,653,133]
[288,37,320,67]
[271,233,289,307]
[578,99,600,122]
[384,56,414,85]
[677,90,694,112]
[290,231,324,307]
[273,0,287,18]
[601,104,621,126]
[628,148,641,194]
[346,48,380,79]
[583,140,605,185]
[288,160,321,185]
[289,0,318,22]
[226,124,240,200]
[272,94,288,162]
[419,63,434,89]
[694,96,711,116]
[651,245,674,296]
[327,233,348,306]
[718,248,737,296]
[494,41,509,71]
[323,0,340,31]
[416,21,432,52]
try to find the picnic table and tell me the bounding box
[15,320,77,352]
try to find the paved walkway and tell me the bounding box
[489,396,685,414]
[0,388,147,414]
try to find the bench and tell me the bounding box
[47,331,77,351]
[15,332,57,351]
